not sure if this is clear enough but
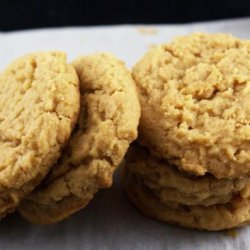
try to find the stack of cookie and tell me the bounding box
[0,52,140,224]
[123,33,250,230]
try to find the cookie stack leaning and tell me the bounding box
[0,51,140,224]
[123,33,250,231]
[0,52,80,218]
[18,53,140,224]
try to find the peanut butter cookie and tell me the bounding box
[19,53,140,224]
[0,52,80,217]
[133,33,250,178]
[123,161,250,230]
[125,144,250,207]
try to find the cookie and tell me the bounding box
[18,53,141,224]
[0,52,80,217]
[123,163,250,231]
[125,144,250,207]
[132,33,250,178]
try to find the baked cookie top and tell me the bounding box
[0,51,80,217]
[19,53,140,224]
[133,33,250,178]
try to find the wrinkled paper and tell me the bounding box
[0,18,250,250]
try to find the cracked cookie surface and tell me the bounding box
[133,33,250,178]
[18,53,141,224]
[0,52,80,217]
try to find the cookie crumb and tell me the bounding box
[148,44,157,49]
[137,27,158,35]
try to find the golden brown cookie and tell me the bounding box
[133,33,250,178]
[123,161,250,231]
[125,144,250,207]
[18,53,141,224]
[0,52,80,217]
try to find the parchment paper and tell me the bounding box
[0,18,250,250]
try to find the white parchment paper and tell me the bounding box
[0,18,250,250]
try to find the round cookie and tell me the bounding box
[123,163,250,231]
[125,144,250,207]
[133,33,250,178]
[0,52,80,217]
[18,53,141,224]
